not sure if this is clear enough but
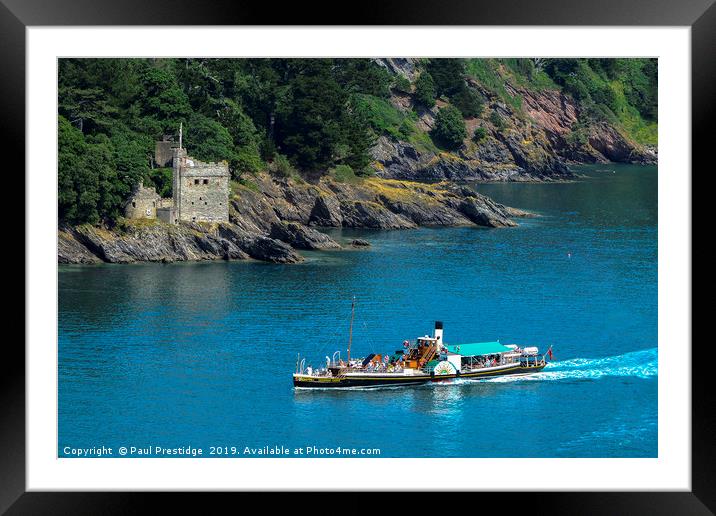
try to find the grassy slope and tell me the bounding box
[353,93,440,154]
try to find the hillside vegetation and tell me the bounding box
[58,58,657,225]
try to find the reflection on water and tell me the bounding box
[59,164,657,457]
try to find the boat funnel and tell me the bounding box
[434,321,444,344]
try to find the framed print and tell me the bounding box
[5,0,711,512]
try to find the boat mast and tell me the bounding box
[347,296,356,362]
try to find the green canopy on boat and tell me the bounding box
[446,342,512,356]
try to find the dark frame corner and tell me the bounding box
[5,0,710,513]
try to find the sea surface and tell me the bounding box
[58,164,657,458]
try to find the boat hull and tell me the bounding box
[293,374,431,388]
[432,363,546,381]
[293,363,546,388]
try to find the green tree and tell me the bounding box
[472,126,488,143]
[109,123,153,188]
[185,114,238,165]
[415,72,436,107]
[176,58,226,116]
[618,58,658,121]
[149,168,173,197]
[431,106,466,149]
[426,59,466,97]
[58,86,118,134]
[276,60,347,171]
[335,59,392,98]
[217,99,260,148]
[58,116,123,224]
[58,115,88,222]
[233,59,286,136]
[343,102,377,174]
[591,84,619,114]
[269,154,296,178]
[58,58,146,114]
[451,85,484,118]
[490,110,507,131]
[392,75,411,94]
[216,98,265,175]
[138,67,192,127]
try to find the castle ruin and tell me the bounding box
[124,180,161,219]
[125,126,229,225]
[170,147,229,224]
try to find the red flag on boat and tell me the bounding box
[547,346,554,360]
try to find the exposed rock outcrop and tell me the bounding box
[508,84,656,165]
[269,221,341,250]
[369,61,656,183]
[58,219,305,265]
[58,230,103,264]
[371,133,571,183]
[339,200,416,229]
[309,194,343,227]
[373,58,419,82]
[216,223,303,263]
[59,173,529,265]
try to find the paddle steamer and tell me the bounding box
[293,300,551,388]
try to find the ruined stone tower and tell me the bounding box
[171,147,229,223]
[124,180,160,220]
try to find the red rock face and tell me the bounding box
[515,85,578,138]
[379,65,657,182]
[507,83,655,165]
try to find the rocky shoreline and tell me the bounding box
[58,173,531,265]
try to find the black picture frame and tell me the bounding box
[4,0,710,512]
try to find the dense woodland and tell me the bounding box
[58,58,657,225]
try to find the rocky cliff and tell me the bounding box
[58,173,529,265]
[507,82,657,165]
[371,58,656,183]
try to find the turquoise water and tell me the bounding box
[58,164,657,458]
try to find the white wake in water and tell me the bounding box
[476,347,657,384]
[295,348,658,392]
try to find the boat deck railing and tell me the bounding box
[460,352,547,372]
[297,349,548,377]
[520,354,547,367]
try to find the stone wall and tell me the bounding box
[155,140,178,167]
[157,206,177,224]
[124,182,160,219]
[173,148,229,223]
